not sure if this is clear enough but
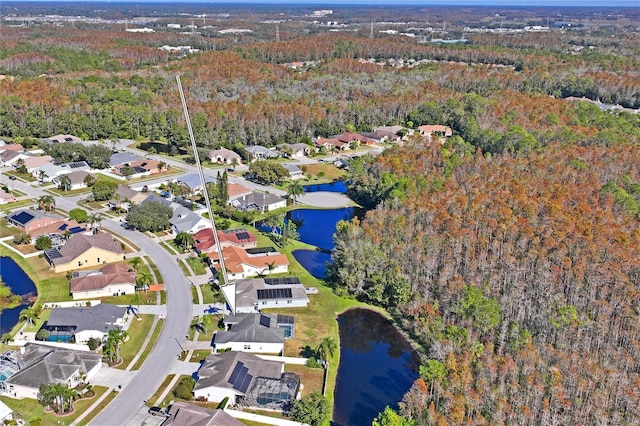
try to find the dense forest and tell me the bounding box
[2,10,640,424]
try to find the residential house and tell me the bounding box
[214,313,294,354]
[375,125,412,136]
[69,263,137,300]
[193,351,299,409]
[108,152,143,168]
[276,143,310,159]
[177,173,216,195]
[32,162,91,183]
[7,209,65,234]
[0,190,16,205]
[335,132,377,146]
[193,228,258,253]
[129,159,165,175]
[170,206,211,235]
[7,208,86,240]
[44,232,124,273]
[231,192,286,213]
[283,164,304,180]
[52,170,95,191]
[314,137,349,152]
[45,134,83,144]
[361,129,402,143]
[162,402,244,426]
[207,246,289,280]
[418,124,453,137]
[0,401,12,423]
[21,155,53,173]
[222,277,310,313]
[0,150,28,167]
[43,304,128,344]
[0,343,102,400]
[109,185,149,210]
[208,148,242,166]
[0,144,24,154]
[227,183,253,202]
[246,145,279,161]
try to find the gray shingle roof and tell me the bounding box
[235,278,308,311]
[194,351,282,395]
[163,402,244,426]
[5,343,102,390]
[216,314,285,345]
[46,304,127,333]
[109,152,143,167]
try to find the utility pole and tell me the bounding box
[176,75,232,311]
[276,24,280,42]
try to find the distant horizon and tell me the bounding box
[2,0,639,7]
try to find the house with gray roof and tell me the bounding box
[43,303,128,344]
[193,351,299,409]
[52,170,94,191]
[283,164,304,180]
[246,145,279,161]
[222,277,310,313]
[214,313,294,354]
[230,192,286,213]
[0,343,102,400]
[162,402,243,426]
[170,205,211,234]
[176,173,217,194]
[108,152,143,168]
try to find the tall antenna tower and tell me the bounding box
[276,24,280,42]
[176,75,233,311]
[370,21,374,39]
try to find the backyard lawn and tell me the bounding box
[300,162,345,182]
[0,385,110,425]
[185,256,208,275]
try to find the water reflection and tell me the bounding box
[291,250,331,279]
[333,309,420,426]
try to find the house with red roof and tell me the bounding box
[193,228,258,253]
[206,246,289,280]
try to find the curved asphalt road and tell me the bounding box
[88,219,192,426]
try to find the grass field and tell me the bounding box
[131,317,164,370]
[185,256,207,275]
[300,163,345,182]
[285,364,325,396]
[0,198,34,213]
[1,217,24,237]
[115,314,155,370]
[0,385,110,425]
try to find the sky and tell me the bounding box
[3,0,639,5]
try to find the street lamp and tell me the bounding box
[170,336,185,353]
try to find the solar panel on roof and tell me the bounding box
[259,315,271,328]
[264,277,301,286]
[245,247,277,255]
[69,226,84,233]
[44,249,63,259]
[11,211,35,225]
[236,231,251,240]
[257,288,292,300]
[228,362,253,393]
[59,223,68,231]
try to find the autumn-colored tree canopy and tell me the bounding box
[331,141,640,424]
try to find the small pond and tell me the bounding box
[287,207,360,251]
[291,250,332,279]
[333,308,420,426]
[0,256,37,335]
[303,180,347,194]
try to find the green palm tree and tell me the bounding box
[88,213,103,232]
[37,195,55,211]
[58,174,72,192]
[37,170,47,183]
[175,232,194,252]
[19,305,40,327]
[128,257,142,272]
[136,272,152,288]
[104,328,128,363]
[316,337,337,364]
[287,181,305,205]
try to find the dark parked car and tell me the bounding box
[8,175,17,180]
[148,406,165,416]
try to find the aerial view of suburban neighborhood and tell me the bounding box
[0,1,639,425]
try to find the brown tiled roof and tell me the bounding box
[207,246,288,274]
[227,182,252,198]
[70,272,136,292]
[164,402,244,426]
[193,228,257,252]
[53,232,123,265]
[27,219,84,238]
